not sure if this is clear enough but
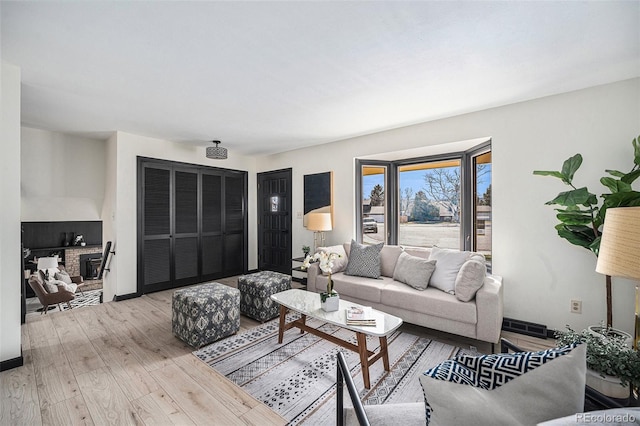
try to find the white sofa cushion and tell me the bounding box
[325,273,391,304]
[380,281,477,324]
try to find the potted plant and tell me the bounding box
[302,245,310,258]
[533,134,640,327]
[303,251,341,311]
[555,325,640,399]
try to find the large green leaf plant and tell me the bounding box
[533,135,640,327]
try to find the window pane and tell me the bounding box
[398,160,461,248]
[362,165,386,244]
[474,152,492,268]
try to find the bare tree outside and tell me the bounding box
[422,167,461,222]
[401,187,413,216]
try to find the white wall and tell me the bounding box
[103,132,257,301]
[0,63,22,363]
[257,78,640,335]
[21,127,106,221]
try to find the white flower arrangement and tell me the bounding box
[302,251,341,297]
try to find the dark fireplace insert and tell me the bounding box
[80,253,103,279]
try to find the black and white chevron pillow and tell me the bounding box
[423,343,579,391]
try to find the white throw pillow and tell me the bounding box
[419,344,586,425]
[428,247,471,294]
[316,245,348,275]
[44,280,59,293]
[54,270,73,284]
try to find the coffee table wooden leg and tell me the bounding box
[278,305,287,344]
[300,314,306,334]
[379,336,390,371]
[356,332,371,389]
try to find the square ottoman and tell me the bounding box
[238,271,292,322]
[172,282,240,348]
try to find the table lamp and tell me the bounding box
[37,256,59,280]
[595,206,640,349]
[307,212,332,252]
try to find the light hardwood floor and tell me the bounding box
[2,277,554,425]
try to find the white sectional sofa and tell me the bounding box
[306,242,503,344]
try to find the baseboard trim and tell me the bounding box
[502,317,548,339]
[0,350,24,372]
[113,292,140,302]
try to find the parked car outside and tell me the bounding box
[363,218,378,233]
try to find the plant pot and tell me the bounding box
[320,292,339,312]
[586,369,630,400]
[587,326,633,348]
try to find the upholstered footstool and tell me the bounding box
[172,282,240,348]
[238,271,292,322]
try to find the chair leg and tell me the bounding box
[66,302,73,310]
[58,303,62,311]
[41,304,48,315]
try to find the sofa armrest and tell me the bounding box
[306,263,320,293]
[475,274,504,344]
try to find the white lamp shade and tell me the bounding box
[596,207,640,280]
[307,213,332,231]
[37,256,59,271]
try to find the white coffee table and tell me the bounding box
[270,289,403,388]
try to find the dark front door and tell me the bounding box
[258,168,292,274]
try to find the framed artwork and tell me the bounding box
[303,171,333,226]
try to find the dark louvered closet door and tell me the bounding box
[142,166,172,292]
[201,172,223,279]
[174,169,199,285]
[138,158,247,295]
[224,173,245,275]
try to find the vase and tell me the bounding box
[320,292,339,312]
[586,369,630,400]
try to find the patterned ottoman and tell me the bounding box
[238,271,292,322]
[172,283,240,348]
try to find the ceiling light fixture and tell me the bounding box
[206,140,228,160]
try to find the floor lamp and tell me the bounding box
[595,206,640,349]
[307,212,332,253]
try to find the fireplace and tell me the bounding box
[80,253,102,279]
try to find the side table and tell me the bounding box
[291,257,308,288]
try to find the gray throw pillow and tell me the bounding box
[344,240,383,279]
[54,270,73,285]
[44,280,59,293]
[419,344,586,425]
[393,252,437,290]
[454,259,486,302]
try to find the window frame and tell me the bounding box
[355,140,491,252]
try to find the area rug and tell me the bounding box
[194,314,474,424]
[63,289,103,310]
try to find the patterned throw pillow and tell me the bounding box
[420,344,585,425]
[344,240,384,279]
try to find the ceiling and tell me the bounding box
[2,1,639,156]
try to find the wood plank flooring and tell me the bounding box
[2,276,555,425]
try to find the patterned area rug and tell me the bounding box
[194,314,473,424]
[63,289,102,310]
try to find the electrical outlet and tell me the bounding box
[570,299,582,314]
[296,211,303,219]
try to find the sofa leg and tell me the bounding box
[491,342,495,354]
